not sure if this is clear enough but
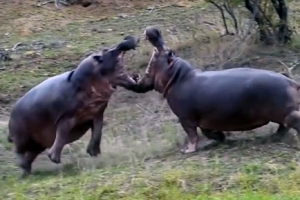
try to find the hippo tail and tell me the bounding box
[288,79,300,91]
[280,70,300,90]
[293,81,300,90]
[7,134,13,143]
[7,117,17,143]
[7,122,14,143]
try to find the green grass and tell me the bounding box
[0,3,210,106]
[1,147,300,200]
[2,1,300,200]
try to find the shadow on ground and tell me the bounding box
[19,125,298,179]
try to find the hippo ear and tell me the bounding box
[92,55,103,63]
[167,50,175,64]
[167,50,175,57]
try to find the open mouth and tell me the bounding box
[142,31,148,41]
[119,51,125,63]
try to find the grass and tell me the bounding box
[0,1,208,106]
[2,0,300,199]
[1,140,300,200]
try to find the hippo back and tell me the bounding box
[10,71,78,127]
[167,67,294,121]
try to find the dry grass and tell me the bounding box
[1,0,300,199]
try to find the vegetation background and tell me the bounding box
[1,0,300,199]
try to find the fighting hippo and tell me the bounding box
[8,35,139,177]
[127,26,300,154]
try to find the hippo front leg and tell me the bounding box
[120,73,154,93]
[128,83,154,93]
[47,119,75,164]
[86,105,107,157]
[179,120,200,154]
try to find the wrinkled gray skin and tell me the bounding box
[127,26,300,154]
[8,35,139,178]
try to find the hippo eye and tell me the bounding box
[92,55,103,63]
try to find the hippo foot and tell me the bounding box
[269,133,285,143]
[180,148,197,154]
[19,166,31,179]
[269,130,295,144]
[17,155,32,179]
[47,151,61,164]
[285,135,300,150]
[86,144,101,157]
[20,171,30,179]
[269,132,300,150]
[180,143,198,154]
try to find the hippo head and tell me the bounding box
[90,35,140,88]
[143,27,177,90]
[70,36,140,92]
[143,26,165,50]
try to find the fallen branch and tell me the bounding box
[38,0,69,8]
[55,0,69,8]
[202,21,216,26]
[11,42,22,51]
[38,0,54,6]
[276,58,300,79]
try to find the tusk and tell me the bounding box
[142,31,148,41]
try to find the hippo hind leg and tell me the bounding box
[200,128,226,143]
[270,124,291,142]
[283,111,300,147]
[15,138,45,178]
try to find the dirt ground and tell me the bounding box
[1,0,300,199]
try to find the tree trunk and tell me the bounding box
[270,0,292,43]
[245,0,292,44]
[245,0,274,44]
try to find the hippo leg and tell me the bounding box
[284,111,300,146]
[179,120,199,154]
[18,150,44,178]
[15,139,45,178]
[87,110,106,157]
[47,121,74,164]
[270,124,291,142]
[200,128,226,143]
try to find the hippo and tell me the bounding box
[127,26,300,154]
[8,35,139,177]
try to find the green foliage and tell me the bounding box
[206,0,292,44]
